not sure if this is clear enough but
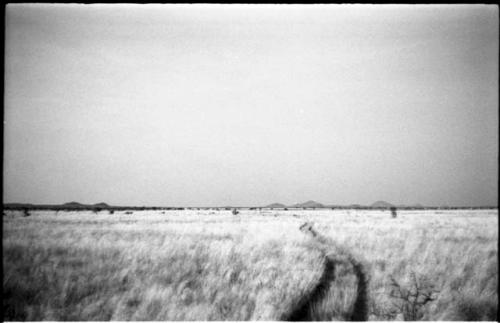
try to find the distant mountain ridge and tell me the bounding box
[265,203,287,208]
[62,202,110,209]
[263,200,417,209]
[62,202,85,208]
[5,201,493,210]
[291,200,325,208]
[5,202,112,210]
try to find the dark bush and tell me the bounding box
[388,272,439,320]
[450,296,498,321]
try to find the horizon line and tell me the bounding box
[3,201,498,209]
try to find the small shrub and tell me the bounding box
[232,209,239,215]
[388,272,439,320]
[390,207,397,218]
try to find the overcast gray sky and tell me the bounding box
[4,4,498,207]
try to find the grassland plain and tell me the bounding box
[3,209,498,321]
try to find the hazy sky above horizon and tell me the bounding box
[4,4,498,207]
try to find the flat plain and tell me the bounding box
[3,208,498,321]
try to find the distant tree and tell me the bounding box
[390,207,398,218]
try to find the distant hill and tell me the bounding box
[62,202,109,209]
[93,202,110,208]
[265,203,287,208]
[3,201,112,210]
[371,201,394,208]
[62,202,86,208]
[292,200,325,208]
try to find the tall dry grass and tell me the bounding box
[3,208,498,320]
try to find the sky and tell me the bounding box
[4,4,498,207]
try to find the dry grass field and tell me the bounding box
[3,208,498,321]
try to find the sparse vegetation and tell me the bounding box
[3,209,497,320]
